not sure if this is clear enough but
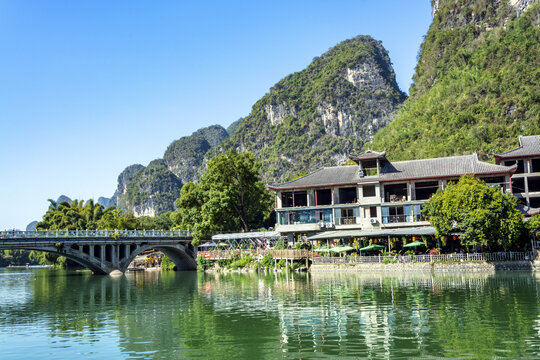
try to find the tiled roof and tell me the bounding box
[349,150,386,161]
[268,166,361,190]
[376,154,515,182]
[494,135,540,158]
[268,154,515,190]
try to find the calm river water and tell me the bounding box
[1,268,540,359]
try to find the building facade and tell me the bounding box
[268,145,526,240]
[494,135,540,211]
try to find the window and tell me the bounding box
[530,197,540,208]
[364,206,377,218]
[384,183,407,202]
[315,189,332,205]
[281,191,307,207]
[512,178,526,193]
[414,181,439,200]
[528,177,540,192]
[382,206,406,223]
[340,208,356,224]
[532,158,540,173]
[362,185,376,197]
[338,187,357,204]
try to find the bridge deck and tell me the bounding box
[1,230,192,243]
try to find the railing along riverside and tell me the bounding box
[312,251,536,264]
[200,249,310,260]
[0,229,191,239]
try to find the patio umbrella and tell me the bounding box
[330,246,355,253]
[359,244,385,251]
[402,241,425,248]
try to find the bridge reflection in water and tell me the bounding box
[0,230,196,274]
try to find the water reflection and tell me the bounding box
[1,269,540,359]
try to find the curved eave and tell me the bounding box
[494,152,540,159]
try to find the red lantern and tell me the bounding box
[374,239,378,244]
[453,235,457,241]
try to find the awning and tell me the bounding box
[307,226,436,241]
[212,231,281,241]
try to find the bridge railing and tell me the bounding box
[0,229,191,239]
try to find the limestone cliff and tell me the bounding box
[123,160,182,216]
[163,125,229,184]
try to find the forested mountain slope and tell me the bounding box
[370,0,539,160]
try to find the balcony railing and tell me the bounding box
[382,214,426,224]
[340,217,357,225]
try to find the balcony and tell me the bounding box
[382,214,426,224]
[340,217,357,225]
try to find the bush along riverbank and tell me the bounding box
[196,253,308,273]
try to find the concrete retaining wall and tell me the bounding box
[310,261,539,273]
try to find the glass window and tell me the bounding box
[363,185,376,197]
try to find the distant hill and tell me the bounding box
[112,125,229,215]
[369,0,539,160]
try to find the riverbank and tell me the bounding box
[311,260,540,273]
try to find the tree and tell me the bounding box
[526,214,540,237]
[422,175,524,250]
[173,149,273,245]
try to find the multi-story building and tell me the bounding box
[268,149,518,241]
[494,135,540,211]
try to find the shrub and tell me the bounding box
[260,254,274,268]
[162,256,176,271]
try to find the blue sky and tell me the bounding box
[0,1,432,229]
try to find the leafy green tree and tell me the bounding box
[526,215,540,237]
[173,149,273,245]
[422,175,523,250]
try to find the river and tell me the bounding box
[1,268,539,359]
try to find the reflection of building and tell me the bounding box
[494,135,540,213]
[268,136,538,240]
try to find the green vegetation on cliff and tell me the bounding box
[370,1,539,159]
[124,160,183,216]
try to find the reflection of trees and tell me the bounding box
[2,270,540,358]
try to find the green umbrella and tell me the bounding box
[359,244,385,251]
[402,240,425,248]
[330,246,355,253]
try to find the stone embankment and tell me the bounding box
[311,261,540,273]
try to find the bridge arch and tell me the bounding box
[118,243,197,273]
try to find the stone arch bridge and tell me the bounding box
[0,230,196,274]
